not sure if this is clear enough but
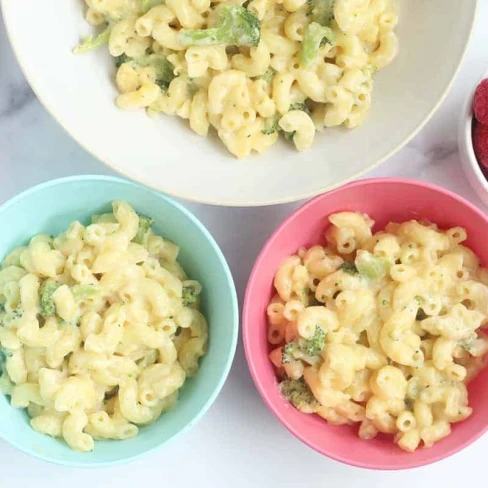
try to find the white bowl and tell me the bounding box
[1,0,478,206]
[458,69,488,207]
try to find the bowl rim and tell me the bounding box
[0,174,239,468]
[0,0,479,207]
[242,177,488,470]
[458,68,488,193]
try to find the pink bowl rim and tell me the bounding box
[242,177,488,471]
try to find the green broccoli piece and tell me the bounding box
[72,284,100,302]
[261,116,279,135]
[289,102,310,114]
[282,342,301,364]
[0,348,9,377]
[300,22,335,67]
[114,54,175,91]
[340,261,358,275]
[280,378,318,410]
[135,55,176,91]
[73,25,112,54]
[355,250,391,279]
[140,55,175,90]
[40,280,61,318]
[282,326,326,364]
[133,214,155,245]
[182,285,199,307]
[283,131,296,142]
[178,5,260,47]
[258,67,276,83]
[115,53,130,68]
[301,326,326,356]
[308,0,336,26]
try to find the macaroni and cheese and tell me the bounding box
[0,201,208,451]
[75,0,399,158]
[268,212,488,452]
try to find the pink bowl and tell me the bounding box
[242,178,488,470]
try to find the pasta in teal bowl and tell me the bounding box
[0,175,238,466]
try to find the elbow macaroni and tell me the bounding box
[0,201,208,452]
[268,212,488,452]
[76,0,399,158]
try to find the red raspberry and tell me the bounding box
[473,119,488,169]
[473,79,488,125]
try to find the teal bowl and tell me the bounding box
[0,175,239,467]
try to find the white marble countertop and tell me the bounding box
[2,3,488,487]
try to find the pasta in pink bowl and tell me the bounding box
[242,178,488,470]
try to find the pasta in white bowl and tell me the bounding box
[268,212,488,452]
[0,201,208,452]
[74,0,399,158]
[2,0,476,205]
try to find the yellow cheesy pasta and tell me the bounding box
[0,201,208,452]
[75,0,399,158]
[268,212,488,452]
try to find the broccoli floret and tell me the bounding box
[340,261,358,275]
[308,0,336,26]
[182,285,199,307]
[40,280,61,318]
[355,250,391,279]
[283,131,296,142]
[289,102,310,114]
[0,348,9,377]
[258,67,276,83]
[300,22,335,67]
[301,326,326,356]
[280,378,317,410]
[282,326,326,364]
[142,55,176,90]
[262,116,279,135]
[178,5,260,47]
[115,53,130,68]
[282,342,301,364]
[136,55,176,91]
[133,214,155,245]
[72,284,99,302]
[114,54,175,91]
[73,25,112,54]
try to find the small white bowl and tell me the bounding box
[458,70,488,206]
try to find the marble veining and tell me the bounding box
[0,82,34,119]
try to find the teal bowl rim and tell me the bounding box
[0,174,239,468]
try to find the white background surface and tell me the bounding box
[1,2,488,487]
